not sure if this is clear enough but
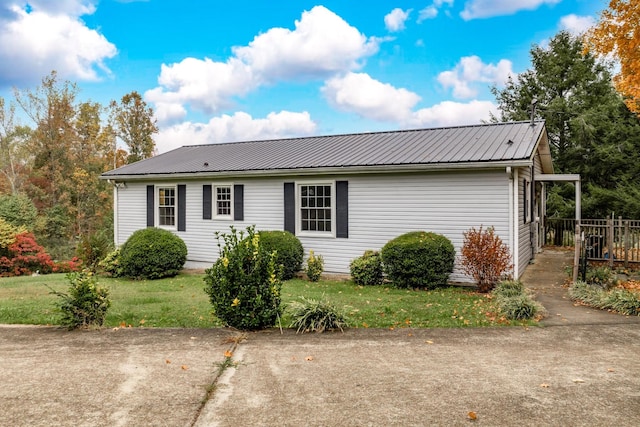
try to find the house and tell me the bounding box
[101,120,578,283]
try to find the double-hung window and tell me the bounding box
[214,185,233,219]
[299,183,333,234]
[158,186,176,227]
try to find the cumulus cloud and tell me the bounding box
[322,72,421,122]
[407,100,498,128]
[437,56,514,98]
[384,8,411,32]
[559,14,595,35]
[418,0,453,23]
[154,111,317,153]
[148,5,380,124]
[0,1,116,87]
[460,0,561,20]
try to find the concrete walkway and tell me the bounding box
[521,247,640,326]
[1,250,639,426]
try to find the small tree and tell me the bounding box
[460,226,512,293]
[204,226,283,330]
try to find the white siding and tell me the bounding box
[517,167,534,277]
[115,169,511,283]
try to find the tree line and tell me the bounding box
[0,71,157,260]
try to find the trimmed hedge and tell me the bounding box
[258,230,303,280]
[119,228,187,279]
[381,231,455,289]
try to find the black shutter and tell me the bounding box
[203,185,212,220]
[234,184,244,221]
[336,181,348,238]
[284,182,295,234]
[177,184,186,231]
[146,185,154,227]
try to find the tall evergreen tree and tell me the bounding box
[491,31,640,218]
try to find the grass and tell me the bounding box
[0,273,534,329]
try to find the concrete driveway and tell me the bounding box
[2,323,639,427]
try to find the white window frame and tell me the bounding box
[156,185,177,229]
[214,183,233,220]
[296,181,335,237]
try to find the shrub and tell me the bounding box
[585,266,616,289]
[49,271,111,329]
[204,226,283,330]
[0,232,55,277]
[492,280,546,320]
[258,230,303,280]
[0,218,26,258]
[381,231,455,289]
[119,228,187,279]
[99,249,123,277]
[288,296,349,333]
[350,250,384,286]
[76,230,114,272]
[460,226,512,293]
[306,250,324,282]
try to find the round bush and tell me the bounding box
[350,250,384,286]
[381,231,455,289]
[119,228,187,279]
[258,230,303,280]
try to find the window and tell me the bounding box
[299,183,333,233]
[215,185,232,218]
[158,186,176,227]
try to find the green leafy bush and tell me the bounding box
[0,194,37,229]
[381,231,455,289]
[76,230,113,272]
[49,271,111,329]
[585,266,616,289]
[258,230,303,280]
[288,296,349,333]
[204,226,283,330]
[350,250,384,286]
[492,280,546,320]
[119,227,187,279]
[98,249,123,277]
[305,250,324,282]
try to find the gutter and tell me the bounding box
[100,159,534,182]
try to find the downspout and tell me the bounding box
[507,167,514,272]
[512,168,520,278]
[107,180,120,247]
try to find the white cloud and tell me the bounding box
[0,1,116,86]
[322,72,421,122]
[148,6,380,124]
[154,111,317,153]
[407,100,498,128]
[460,0,561,20]
[384,8,411,32]
[437,56,514,98]
[418,0,453,23]
[559,14,595,35]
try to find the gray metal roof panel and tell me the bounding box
[101,121,546,178]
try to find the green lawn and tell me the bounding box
[0,273,531,329]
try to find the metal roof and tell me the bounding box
[101,121,550,179]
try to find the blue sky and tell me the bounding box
[0,0,605,153]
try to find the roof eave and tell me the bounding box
[100,159,534,182]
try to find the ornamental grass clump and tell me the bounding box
[492,279,546,321]
[204,226,283,330]
[288,296,349,333]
